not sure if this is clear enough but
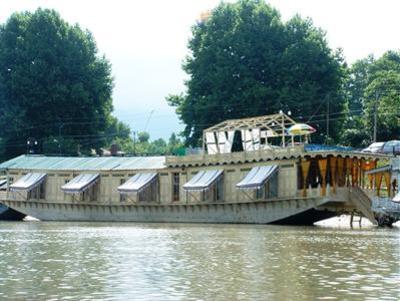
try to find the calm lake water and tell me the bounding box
[0,221,399,300]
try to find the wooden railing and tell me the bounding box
[166,145,305,167]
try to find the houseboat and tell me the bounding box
[0,113,399,226]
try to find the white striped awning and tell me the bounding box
[9,173,47,191]
[61,173,99,194]
[118,172,157,194]
[183,169,223,192]
[236,165,278,190]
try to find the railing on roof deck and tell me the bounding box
[166,145,305,167]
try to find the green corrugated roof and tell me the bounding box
[0,155,166,171]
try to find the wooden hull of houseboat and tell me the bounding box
[2,197,331,224]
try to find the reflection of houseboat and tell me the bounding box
[0,113,399,226]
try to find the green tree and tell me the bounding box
[364,70,400,141]
[346,55,375,114]
[167,0,345,146]
[343,51,400,146]
[167,133,184,154]
[0,8,115,158]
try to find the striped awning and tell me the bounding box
[118,172,158,194]
[183,169,223,192]
[9,173,47,191]
[236,165,278,190]
[61,173,99,194]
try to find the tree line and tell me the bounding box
[168,0,400,148]
[1,2,399,161]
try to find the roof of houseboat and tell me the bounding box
[0,155,166,171]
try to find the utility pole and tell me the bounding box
[133,131,136,156]
[326,96,330,144]
[373,91,378,142]
[58,122,64,155]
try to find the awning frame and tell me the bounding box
[61,173,100,194]
[236,165,279,201]
[118,173,158,194]
[183,170,224,203]
[9,173,47,192]
[236,165,279,190]
[183,170,224,192]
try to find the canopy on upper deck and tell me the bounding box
[9,173,47,191]
[203,113,296,154]
[61,173,99,194]
[118,172,158,194]
[236,165,278,190]
[183,169,223,191]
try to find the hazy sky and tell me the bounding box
[1,0,399,140]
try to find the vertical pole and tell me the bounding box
[133,131,136,156]
[58,122,64,155]
[373,91,378,142]
[282,114,285,147]
[350,212,354,228]
[202,131,205,155]
[326,96,330,143]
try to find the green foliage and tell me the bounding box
[0,8,114,159]
[120,132,184,156]
[42,136,80,156]
[167,0,346,146]
[343,51,400,146]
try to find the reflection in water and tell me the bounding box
[0,222,399,300]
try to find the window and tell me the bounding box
[214,176,224,202]
[39,182,46,199]
[172,173,180,202]
[266,173,278,198]
[256,185,265,199]
[120,179,126,202]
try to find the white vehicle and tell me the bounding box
[362,142,384,153]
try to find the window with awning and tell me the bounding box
[236,165,279,200]
[117,172,158,203]
[183,169,223,192]
[61,173,99,194]
[10,173,47,191]
[236,165,278,190]
[117,172,157,194]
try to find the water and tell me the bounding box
[0,221,399,300]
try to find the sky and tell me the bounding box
[1,0,399,140]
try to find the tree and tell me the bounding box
[346,55,375,114]
[364,70,400,141]
[0,8,115,159]
[343,51,400,146]
[167,0,345,146]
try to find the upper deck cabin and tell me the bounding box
[0,113,395,208]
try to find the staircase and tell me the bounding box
[349,187,377,225]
